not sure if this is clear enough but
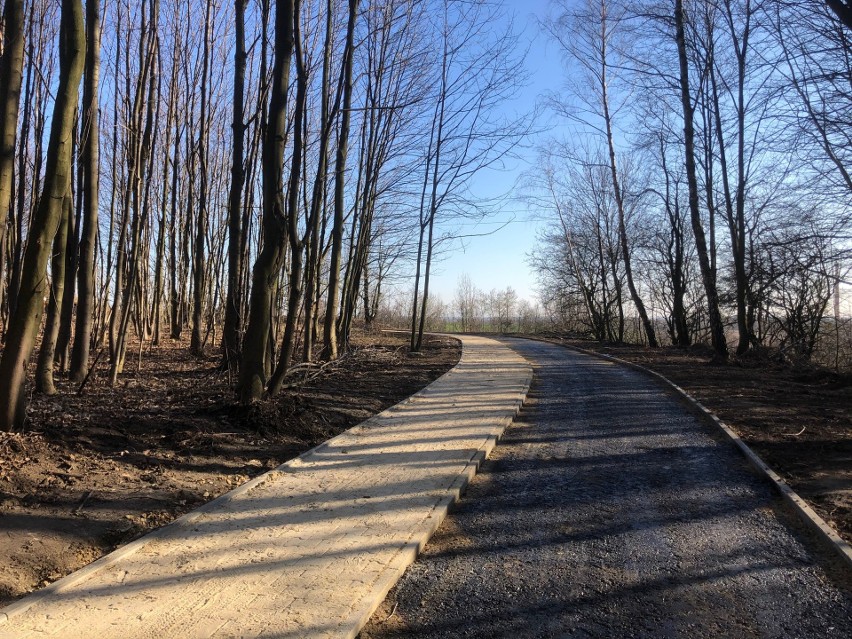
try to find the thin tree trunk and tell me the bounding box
[302,0,335,363]
[595,5,657,347]
[602,105,656,345]
[191,0,213,356]
[152,44,177,347]
[409,220,425,351]
[674,0,727,360]
[239,0,297,403]
[0,0,25,253]
[321,0,359,361]
[222,0,248,371]
[36,193,72,394]
[415,210,436,351]
[110,0,158,383]
[55,120,81,370]
[168,124,182,339]
[6,5,35,320]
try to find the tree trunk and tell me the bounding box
[409,220,426,351]
[239,0,296,403]
[70,0,98,382]
[302,0,335,363]
[267,8,308,396]
[109,0,159,383]
[594,5,658,347]
[152,47,177,348]
[415,210,436,351]
[705,10,751,355]
[56,104,82,371]
[674,0,728,360]
[321,0,359,361]
[5,5,36,322]
[222,0,248,371]
[191,0,213,356]
[36,194,72,395]
[0,0,25,255]
[168,125,182,340]
[0,0,85,430]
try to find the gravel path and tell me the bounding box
[359,338,852,638]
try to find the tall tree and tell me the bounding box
[321,0,359,361]
[409,0,529,351]
[0,0,25,306]
[0,0,86,429]
[222,0,248,371]
[267,2,309,396]
[191,0,214,356]
[108,0,160,383]
[549,0,658,346]
[301,0,337,363]
[70,0,102,383]
[239,0,297,403]
[674,0,728,360]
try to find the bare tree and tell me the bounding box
[0,0,85,429]
[70,0,101,382]
[547,0,658,347]
[674,0,728,360]
[267,0,310,396]
[321,0,359,361]
[0,0,25,312]
[239,0,297,403]
[527,145,628,342]
[409,0,530,352]
[222,0,248,371]
[337,0,429,348]
[454,273,480,332]
[190,0,214,356]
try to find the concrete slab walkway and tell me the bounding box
[0,336,531,639]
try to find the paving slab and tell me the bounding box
[0,335,531,639]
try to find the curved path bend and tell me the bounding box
[360,338,852,639]
[0,336,531,639]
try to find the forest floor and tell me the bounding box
[0,332,461,607]
[526,334,852,546]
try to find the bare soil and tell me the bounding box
[0,332,460,608]
[530,334,852,544]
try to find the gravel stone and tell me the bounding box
[360,339,852,638]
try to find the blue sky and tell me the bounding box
[426,0,563,306]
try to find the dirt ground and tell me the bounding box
[529,334,852,544]
[0,332,460,607]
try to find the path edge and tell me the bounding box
[518,336,852,574]
[0,336,533,630]
[340,335,533,638]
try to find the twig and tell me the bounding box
[77,348,106,395]
[73,490,93,515]
[275,354,351,391]
[380,602,398,623]
[782,426,807,437]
